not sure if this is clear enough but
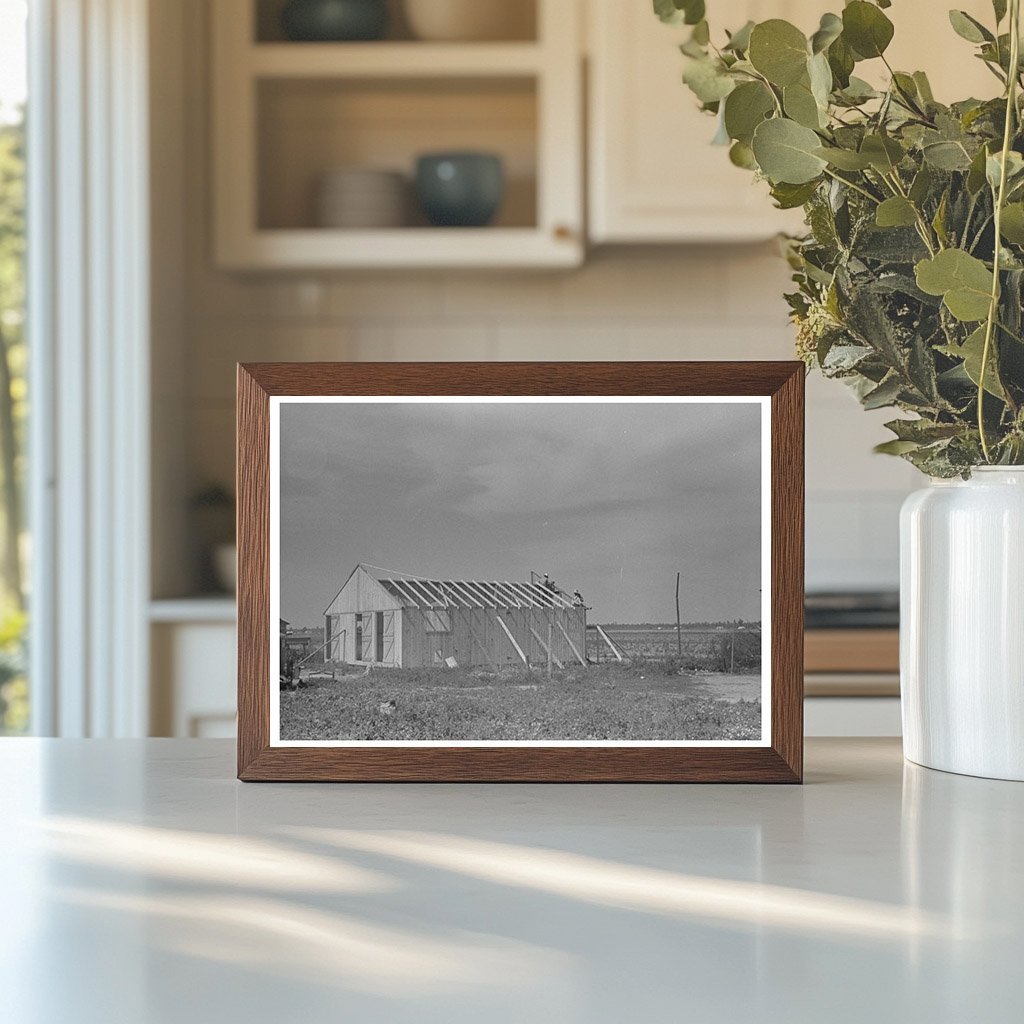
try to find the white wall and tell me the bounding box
[161,0,921,599]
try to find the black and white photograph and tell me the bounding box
[270,397,770,746]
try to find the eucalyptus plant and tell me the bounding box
[657,0,1024,475]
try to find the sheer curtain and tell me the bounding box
[28,0,151,736]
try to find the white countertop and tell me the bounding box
[1,738,1020,1023]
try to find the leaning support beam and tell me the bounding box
[530,626,564,669]
[557,622,587,667]
[596,625,624,662]
[496,615,529,666]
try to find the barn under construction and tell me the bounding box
[323,564,588,670]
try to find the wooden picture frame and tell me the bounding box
[237,362,804,782]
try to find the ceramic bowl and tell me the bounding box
[403,0,534,42]
[316,168,408,228]
[415,152,504,228]
[281,0,388,42]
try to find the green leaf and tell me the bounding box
[948,10,994,44]
[724,20,755,53]
[748,20,809,86]
[939,325,1006,398]
[771,180,820,209]
[932,190,950,247]
[729,140,757,170]
[784,80,824,129]
[682,57,736,104]
[875,439,923,456]
[837,76,879,104]
[807,51,833,109]
[885,418,964,443]
[967,144,991,193]
[915,249,994,322]
[892,72,924,111]
[814,146,872,170]
[909,164,933,205]
[986,150,1024,191]
[862,374,903,409]
[876,197,918,228]
[827,35,856,88]
[751,118,828,184]
[723,81,775,144]
[860,133,904,173]
[1000,203,1024,244]
[810,12,843,54]
[913,71,935,104]
[842,1,895,59]
[684,2,706,27]
[654,0,705,26]
[923,140,973,171]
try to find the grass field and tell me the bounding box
[279,660,762,742]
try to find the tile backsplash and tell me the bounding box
[181,246,916,594]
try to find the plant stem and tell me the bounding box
[979,0,1021,462]
[884,171,939,254]
[822,167,880,205]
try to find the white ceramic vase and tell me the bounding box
[900,467,1024,780]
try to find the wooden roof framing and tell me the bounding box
[375,574,577,610]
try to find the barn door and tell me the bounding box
[379,611,395,665]
[373,611,395,663]
[359,613,376,663]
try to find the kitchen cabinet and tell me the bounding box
[211,0,583,269]
[587,0,814,243]
[150,600,237,738]
[587,0,998,244]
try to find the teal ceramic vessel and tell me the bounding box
[415,152,505,228]
[281,0,388,42]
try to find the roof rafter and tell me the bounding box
[447,581,483,608]
[385,578,422,608]
[406,579,445,608]
[490,581,523,608]
[463,581,499,607]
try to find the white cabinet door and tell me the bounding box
[151,620,237,738]
[587,0,811,243]
[587,0,996,244]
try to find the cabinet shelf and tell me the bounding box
[249,42,544,79]
[212,0,582,269]
[218,227,579,270]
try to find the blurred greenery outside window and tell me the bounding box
[0,0,28,734]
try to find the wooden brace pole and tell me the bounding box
[557,622,586,667]
[496,615,529,667]
[531,625,564,670]
[595,625,624,662]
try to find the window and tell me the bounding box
[0,0,27,735]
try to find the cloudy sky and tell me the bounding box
[278,400,763,627]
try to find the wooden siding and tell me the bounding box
[400,605,587,669]
[326,566,403,616]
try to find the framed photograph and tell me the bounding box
[237,362,804,782]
